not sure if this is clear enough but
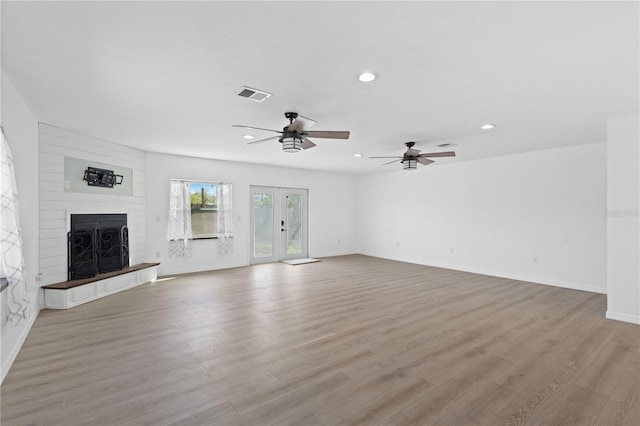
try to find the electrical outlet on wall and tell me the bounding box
[155,252,160,258]
[533,255,540,264]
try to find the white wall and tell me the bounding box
[146,152,358,275]
[357,143,607,293]
[606,113,639,324]
[1,70,41,383]
[38,124,146,285]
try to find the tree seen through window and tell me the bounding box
[190,182,218,237]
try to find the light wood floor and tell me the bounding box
[2,255,638,426]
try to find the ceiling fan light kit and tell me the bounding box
[282,137,302,153]
[403,159,418,170]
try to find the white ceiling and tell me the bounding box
[2,1,638,174]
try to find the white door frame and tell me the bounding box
[250,186,309,264]
[281,187,308,261]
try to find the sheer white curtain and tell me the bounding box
[1,128,30,326]
[217,183,233,254]
[167,180,193,258]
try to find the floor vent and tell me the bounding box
[237,86,272,102]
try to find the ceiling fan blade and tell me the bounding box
[368,156,403,159]
[382,159,402,166]
[418,151,456,158]
[233,124,282,134]
[300,137,316,150]
[405,148,421,156]
[247,136,280,145]
[288,116,316,133]
[418,157,435,165]
[304,130,350,139]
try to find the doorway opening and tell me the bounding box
[250,186,308,264]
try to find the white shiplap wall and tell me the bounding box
[38,124,146,285]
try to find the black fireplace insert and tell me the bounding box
[68,214,129,280]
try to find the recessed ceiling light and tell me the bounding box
[358,72,377,82]
[243,134,255,139]
[354,153,363,158]
[480,123,496,130]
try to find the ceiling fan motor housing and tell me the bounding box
[284,112,299,123]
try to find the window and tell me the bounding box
[168,180,232,241]
[190,182,218,238]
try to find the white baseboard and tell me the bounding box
[470,269,607,295]
[606,310,640,325]
[158,261,248,277]
[1,307,40,384]
[368,254,607,295]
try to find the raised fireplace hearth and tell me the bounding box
[68,213,129,280]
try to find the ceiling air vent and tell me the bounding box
[236,86,272,102]
[436,143,458,148]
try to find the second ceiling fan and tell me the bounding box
[233,112,350,153]
[370,142,456,170]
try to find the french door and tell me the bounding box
[250,186,308,264]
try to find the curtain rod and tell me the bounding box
[169,178,230,185]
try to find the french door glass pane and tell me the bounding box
[285,194,303,256]
[253,192,274,257]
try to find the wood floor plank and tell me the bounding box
[401,354,509,424]
[595,359,640,426]
[433,382,516,426]
[228,350,373,415]
[574,341,636,397]
[238,372,351,425]
[538,384,611,426]
[309,366,431,424]
[141,400,242,426]
[166,401,242,426]
[1,254,637,426]
[325,377,434,426]
[487,357,584,425]
[271,408,325,426]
